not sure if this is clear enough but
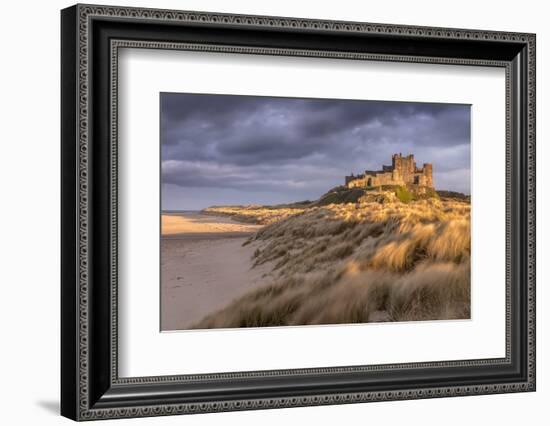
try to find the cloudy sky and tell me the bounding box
[161,93,471,210]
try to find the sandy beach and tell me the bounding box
[161,212,269,331]
[162,211,263,236]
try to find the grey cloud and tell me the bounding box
[160,93,470,210]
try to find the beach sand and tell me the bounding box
[160,212,270,331]
[162,212,263,235]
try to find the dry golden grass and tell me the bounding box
[203,205,305,225]
[193,198,471,328]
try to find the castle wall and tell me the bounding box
[347,171,404,188]
[371,172,401,187]
[347,177,368,188]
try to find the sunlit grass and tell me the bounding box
[193,197,471,328]
[203,205,305,225]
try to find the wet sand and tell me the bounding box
[161,212,270,331]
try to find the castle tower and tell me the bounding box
[422,163,433,188]
[392,153,416,184]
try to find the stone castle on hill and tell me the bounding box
[345,154,434,189]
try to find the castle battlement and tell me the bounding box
[345,154,434,189]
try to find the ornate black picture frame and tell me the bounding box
[61,4,536,421]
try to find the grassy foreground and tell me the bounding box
[193,196,471,328]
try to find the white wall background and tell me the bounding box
[0,0,546,424]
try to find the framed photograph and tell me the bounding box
[61,4,536,421]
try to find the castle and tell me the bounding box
[345,154,434,189]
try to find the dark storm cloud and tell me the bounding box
[160,93,470,210]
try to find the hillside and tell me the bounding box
[202,184,459,225]
[316,184,441,206]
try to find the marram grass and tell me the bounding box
[193,197,470,328]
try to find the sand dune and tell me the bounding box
[193,199,471,329]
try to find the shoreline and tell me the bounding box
[160,211,270,331]
[161,211,263,236]
[161,231,257,240]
